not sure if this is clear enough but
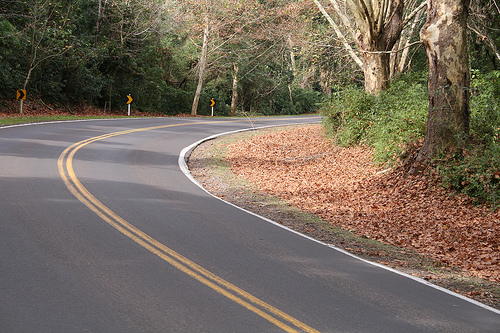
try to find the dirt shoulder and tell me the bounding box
[188,124,500,310]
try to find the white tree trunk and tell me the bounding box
[230,63,239,117]
[191,19,209,116]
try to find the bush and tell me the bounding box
[199,88,230,116]
[253,86,321,116]
[368,73,428,163]
[438,146,500,208]
[469,70,500,146]
[322,72,428,163]
[321,70,500,208]
[438,70,500,208]
[160,85,192,115]
[321,88,376,146]
[292,87,322,115]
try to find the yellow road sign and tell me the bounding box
[126,94,133,104]
[210,99,215,107]
[17,90,26,100]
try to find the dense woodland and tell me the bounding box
[1,0,499,204]
[1,0,333,116]
[0,0,498,114]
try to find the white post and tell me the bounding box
[211,106,214,117]
[128,103,131,116]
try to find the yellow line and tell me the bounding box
[57,121,321,333]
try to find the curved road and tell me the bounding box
[0,116,499,332]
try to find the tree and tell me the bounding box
[4,0,76,113]
[173,0,232,116]
[176,0,279,116]
[468,0,500,69]
[313,0,406,94]
[312,0,428,94]
[416,0,470,162]
[93,0,172,110]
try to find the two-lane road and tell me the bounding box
[1,116,499,332]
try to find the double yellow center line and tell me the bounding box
[57,121,320,333]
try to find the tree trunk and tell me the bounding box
[396,7,425,75]
[313,0,364,69]
[230,63,238,117]
[417,0,470,162]
[363,51,390,94]
[191,19,209,116]
[348,0,404,94]
[19,66,33,114]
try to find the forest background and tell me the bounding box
[0,0,499,206]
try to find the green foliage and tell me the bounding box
[255,87,321,116]
[322,72,428,164]
[291,87,322,114]
[438,146,500,208]
[368,74,428,163]
[438,70,500,208]
[199,88,230,116]
[322,70,500,208]
[469,70,500,146]
[159,86,193,115]
[0,18,22,98]
[321,88,376,145]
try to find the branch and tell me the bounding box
[468,24,500,62]
[312,0,364,69]
[327,0,356,40]
[358,40,422,54]
[346,0,374,38]
[403,0,426,26]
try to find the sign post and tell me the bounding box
[210,98,215,117]
[126,94,133,116]
[17,89,27,114]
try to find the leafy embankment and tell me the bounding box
[227,125,500,283]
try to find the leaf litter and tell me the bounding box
[190,124,500,309]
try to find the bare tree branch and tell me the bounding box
[312,0,364,68]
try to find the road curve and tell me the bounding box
[0,116,499,332]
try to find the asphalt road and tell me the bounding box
[1,116,499,332]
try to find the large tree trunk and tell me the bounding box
[191,19,209,116]
[363,51,390,94]
[348,0,404,94]
[417,0,470,162]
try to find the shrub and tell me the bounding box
[321,72,428,163]
[292,87,322,115]
[368,73,428,163]
[321,88,376,146]
[199,88,230,116]
[160,85,192,115]
[438,70,500,208]
[438,146,500,208]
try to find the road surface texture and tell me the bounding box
[1,116,499,332]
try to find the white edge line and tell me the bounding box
[179,123,500,316]
[0,117,163,130]
[4,116,497,314]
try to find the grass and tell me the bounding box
[0,115,130,126]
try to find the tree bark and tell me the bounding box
[393,5,425,77]
[191,18,209,116]
[417,0,470,161]
[230,63,239,117]
[349,0,404,94]
[362,50,391,93]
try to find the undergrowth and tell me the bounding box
[321,70,500,209]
